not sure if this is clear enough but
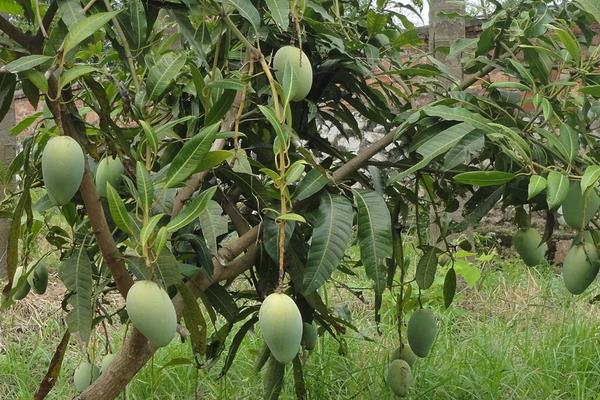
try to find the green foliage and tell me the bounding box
[3,0,600,396]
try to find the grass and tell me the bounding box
[2,255,600,399]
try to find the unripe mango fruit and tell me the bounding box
[28,262,48,294]
[302,322,318,350]
[12,266,30,300]
[73,362,100,392]
[386,359,413,397]
[562,242,599,295]
[42,136,85,205]
[100,353,116,373]
[273,46,313,101]
[513,228,547,267]
[562,183,600,229]
[258,293,303,364]
[126,280,177,347]
[391,344,417,367]
[95,156,124,197]
[407,308,437,358]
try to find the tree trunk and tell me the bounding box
[0,101,15,278]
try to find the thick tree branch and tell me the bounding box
[77,226,260,400]
[0,14,33,51]
[45,77,134,298]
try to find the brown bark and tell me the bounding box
[0,101,15,278]
[77,226,259,400]
[45,77,134,298]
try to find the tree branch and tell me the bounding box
[77,226,260,400]
[0,14,33,51]
[76,40,496,398]
[45,77,134,298]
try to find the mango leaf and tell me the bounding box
[136,162,153,217]
[205,89,236,125]
[63,11,120,55]
[580,85,600,96]
[528,175,547,200]
[195,150,233,173]
[577,0,600,23]
[388,122,475,183]
[353,190,392,294]
[57,0,83,27]
[2,55,53,73]
[198,200,229,253]
[423,105,493,133]
[178,283,207,362]
[140,214,163,247]
[259,105,287,151]
[443,267,456,308]
[118,0,147,49]
[58,248,93,343]
[552,26,580,63]
[58,65,99,91]
[165,124,219,188]
[0,72,16,122]
[281,61,296,114]
[220,316,258,377]
[442,129,485,171]
[581,165,600,193]
[277,212,306,223]
[204,284,239,322]
[139,120,158,154]
[454,171,514,186]
[487,81,530,91]
[262,218,295,263]
[415,246,440,290]
[294,169,329,201]
[229,0,260,30]
[303,193,353,294]
[546,171,569,210]
[559,123,578,163]
[265,0,289,30]
[147,52,187,100]
[167,186,218,232]
[155,249,182,288]
[106,184,137,236]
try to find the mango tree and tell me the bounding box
[1,0,600,399]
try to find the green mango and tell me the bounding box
[100,353,116,373]
[387,359,413,397]
[407,308,437,358]
[95,156,124,197]
[28,262,48,294]
[562,183,600,229]
[513,228,547,267]
[302,322,318,350]
[258,293,302,364]
[42,136,85,205]
[562,242,599,295]
[73,362,100,392]
[391,344,417,367]
[126,280,177,347]
[273,46,313,101]
[12,266,31,300]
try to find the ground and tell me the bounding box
[1,252,600,399]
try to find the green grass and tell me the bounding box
[2,257,600,399]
